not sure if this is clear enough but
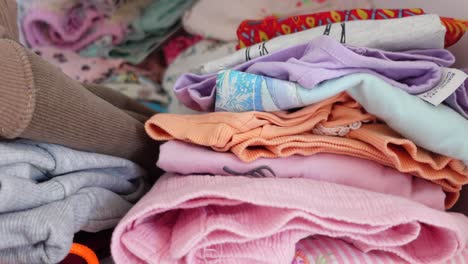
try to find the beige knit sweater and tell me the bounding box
[0,0,159,173]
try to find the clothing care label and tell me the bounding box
[418,68,468,106]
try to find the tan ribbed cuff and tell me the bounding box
[0,38,160,173]
[0,39,35,139]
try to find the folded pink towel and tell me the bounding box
[111,174,468,264]
[158,141,446,210]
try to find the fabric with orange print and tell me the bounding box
[146,92,468,208]
[236,8,467,49]
[441,17,468,47]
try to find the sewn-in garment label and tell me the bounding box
[418,68,468,106]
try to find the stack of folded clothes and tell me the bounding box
[111,8,468,264]
[16,0,196,110]
[0,9,160,261]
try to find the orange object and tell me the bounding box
[146,93,468,208]
[69,243,99,264]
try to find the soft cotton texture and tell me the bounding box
[236,8,425,49]
[80,0,194,64]
[176,35,455,112]
[182,0,372,41]
[293,236,468,264]
[20,2,126,51]
[111,174,468,264]
[32,46,124,84]
[236,9,468,49]
[146,90,468,207]
[200,14,446,74]
[0,38,159,172]
[214,72,468,165]
[163,40,236,114]
[158,140,446,209]
[0,140,147,264]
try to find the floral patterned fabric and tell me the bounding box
[236,8,468,49]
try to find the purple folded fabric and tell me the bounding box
[174,36,456,112]
[22,5,125,51]
[158,141,446,210]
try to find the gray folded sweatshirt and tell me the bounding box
[0,140,147,264]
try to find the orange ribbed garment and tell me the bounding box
[146,93,468,208]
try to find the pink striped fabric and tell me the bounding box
[111,174,468,264]
[294,236,468,264]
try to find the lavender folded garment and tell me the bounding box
[111,174,468,264]
[174,35,456,112]
[21,5,125,51]
[158,141,445,210]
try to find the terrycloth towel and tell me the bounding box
[158,140,446,210]
[199,14,446,74]
[0,140,147,264]
[111,174,468,264]
[175,35,454,112]
[182,0,372,41]
[293,236,468,264]
[145,91,468,208]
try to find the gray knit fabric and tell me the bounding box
[0,140,147,264]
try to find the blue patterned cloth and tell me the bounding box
[215,69,350,112]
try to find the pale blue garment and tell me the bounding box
[216,70,352,112]
[346,74,468,166]
[216,70,468,165]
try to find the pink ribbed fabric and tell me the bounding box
[158,141,446,210]
[294,236,468,264]
[111,174,468,264]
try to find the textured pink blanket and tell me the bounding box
[111,174,468,264]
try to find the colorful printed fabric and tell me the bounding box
[182,0,372,41]
[33,46,124,84]
[292,236,468,264]
[236,8,468,49]
[79,0,194,64]
[20,2,126,51]
[441,17,468,47]
[103,71,169,104]
[216,69,317,112]
[201,15,446,75]
[162,40,236,114]
[32,46,169,103]
[162,33,203,65]
[181,35,454,112]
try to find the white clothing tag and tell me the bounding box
[418,68,468,106]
